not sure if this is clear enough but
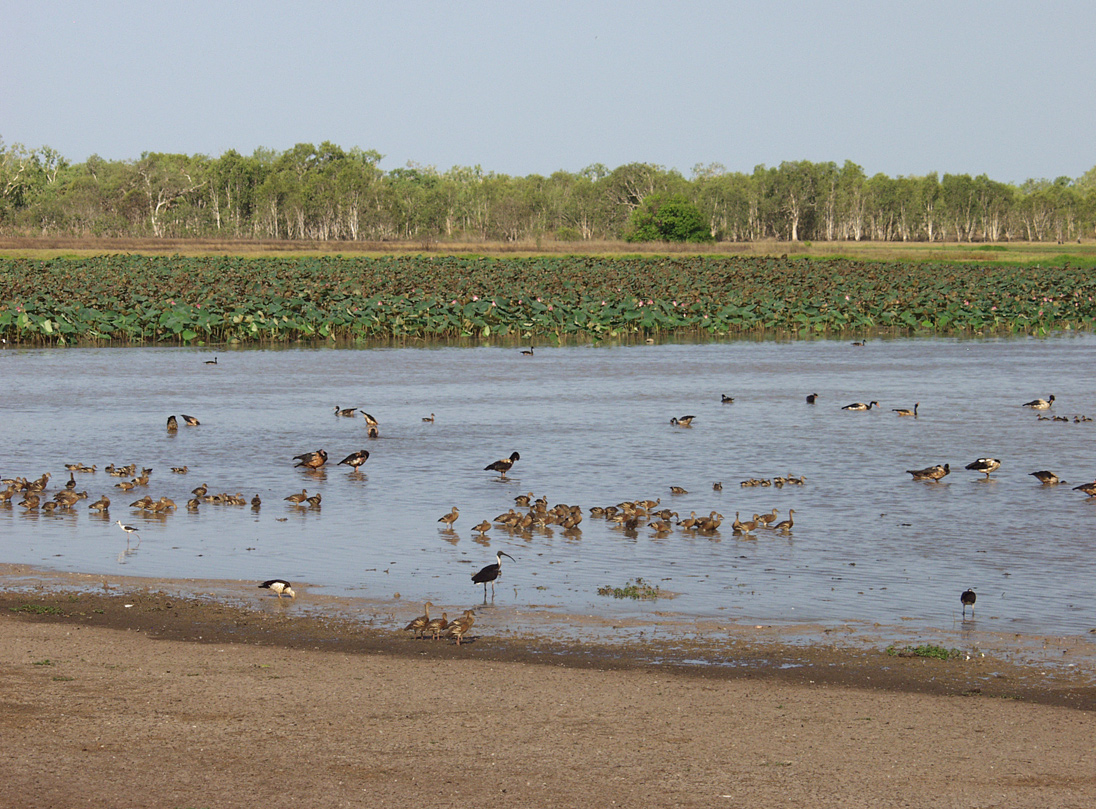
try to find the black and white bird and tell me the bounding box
[1022,395,1055,410]
[114,520,140,545]
[960,588,976,618]
[258,579,296,599]
[485,451,520,478]
[334,405,358,417]
[670,415,696,427]
[806,393,818,404]
[892,403,919,417]
[842,400,879,411]
[965,457,1001,478]
[472,551,516,599]
[337,449,370,470]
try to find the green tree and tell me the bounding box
[624,193,713,242]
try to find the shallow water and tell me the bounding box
[2,336,1096,649]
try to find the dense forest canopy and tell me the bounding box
[2,137,1094,243]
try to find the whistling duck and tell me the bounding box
[259,579,296,599]
[425,612,449,640]
[88,495,110,512]
[772,509,796,532]
[403,601,433,638]
[757,508,779,528]
[446,610,476,645]
[438,506,459,527]
[472,520,491,534]
[907,463,949,482]
[170,466,188,474]
[181,414,200,426]
[284,489,308,504]
[669,486,688,495]
[485,451,520,477]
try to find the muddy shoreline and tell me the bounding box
[3,578,1094,712]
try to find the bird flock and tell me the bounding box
[10,372,1088,651]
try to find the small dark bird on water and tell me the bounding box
[472,550,516,599]
[806,393,818,404]
[337,449,370,470]
[721,394,734,403]
[960,588,976,618]
[520,347,534,356]
[259,579,296,599]
[293,449,328,469]
[204,357,218,365]
[485,451,520,478]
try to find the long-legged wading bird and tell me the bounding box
[472,551,515,599]
[438,506,459,528]
[115,520,140,545]
[960,587,976,618]
[485,451,520,478]
[259,579,296,599]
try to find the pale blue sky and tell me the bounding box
[4,1,1094,183]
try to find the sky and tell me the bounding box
[3,1,1094,184]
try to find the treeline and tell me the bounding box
[2,138,1094,243]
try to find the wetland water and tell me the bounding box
[2,337,1095,661]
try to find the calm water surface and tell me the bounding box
[2,337,1095,652]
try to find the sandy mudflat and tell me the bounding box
[1,586,1095,809]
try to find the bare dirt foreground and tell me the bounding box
[1,589,1094,809]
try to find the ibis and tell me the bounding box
[472,551,515,599]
